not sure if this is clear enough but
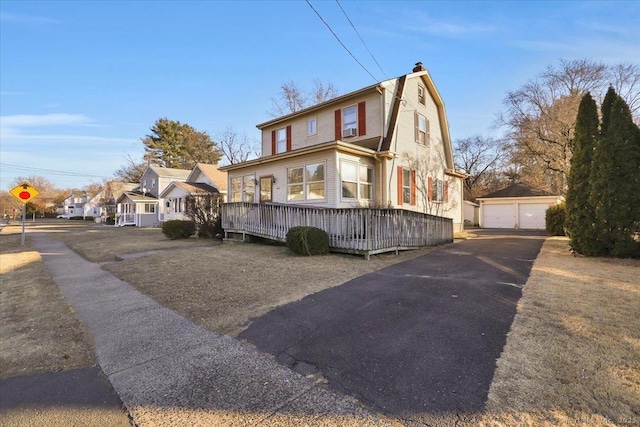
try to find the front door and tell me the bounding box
[260,176,273,202]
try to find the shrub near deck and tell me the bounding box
[285,226,330,256]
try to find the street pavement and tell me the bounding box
[239,230,546,424]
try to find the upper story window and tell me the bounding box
[343,106,357,133]
[271,125,291,155]
[418,85,426,105]
[307,118,317,135]
[335,102,366,140]
[276,128,287,153]
[415,113,429,145]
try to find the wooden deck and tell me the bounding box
[221,202,453,259]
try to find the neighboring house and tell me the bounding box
[477,183,564,229]
[220,62,466,234]
[159,163,227,222]
[83,192,104,218]
[59,192,90,217]
[116,166,190,226]
[463,200,480,227]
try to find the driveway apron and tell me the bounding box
[239,230,546,420]
[30,233,399,426]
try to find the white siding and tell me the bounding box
[227,151,337,207]
[261,92,383,155]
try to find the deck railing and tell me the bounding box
[221,202,452,258]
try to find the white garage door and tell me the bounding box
[518,203,549,229]
[483,204,515,228]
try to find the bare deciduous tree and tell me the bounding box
[269,79,340,117]
[308,79,340,106]
[217,126,261,165]
[609,63,640,122]
[113,154,147,183]
[498,58,640,194]
[401,150,459,217]
[453,136,507,200]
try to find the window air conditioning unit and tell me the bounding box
[342,128,357,138]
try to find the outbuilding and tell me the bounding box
[477,183,563,229]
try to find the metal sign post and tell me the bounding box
[9,182,40,246]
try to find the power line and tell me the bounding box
[335,0,388,80]
[305,0,419,112]
[1,163,108,179]
[305,0,379,83]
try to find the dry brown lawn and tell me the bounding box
[44,220,217,263]
[0,224,94,378]
[481,237,640,427]
[102,239,435,336]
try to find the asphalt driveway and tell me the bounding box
[239,230,546,422]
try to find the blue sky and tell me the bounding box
[1,0,638,191]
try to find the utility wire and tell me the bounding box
[335,0,389,80]
[306,0,420,112]
[305,0,379,83]
[1,162,107,179]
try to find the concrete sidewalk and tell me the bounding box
[31,233,398,426]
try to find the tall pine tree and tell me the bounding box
[590,94,640,257]
[565,93,600,254]
[600,86,617,136]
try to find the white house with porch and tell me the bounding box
[220,62,467,257]
[116,166,190,226]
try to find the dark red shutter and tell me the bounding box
[414,112,419,143]
[444,181,449,203]
[411,170,416,205]
[286,125,292,152]
[397,166,403,205]
[335,109,342,140]
[428,177,433,201]
[358,102,366,136]
[271,130,276,155]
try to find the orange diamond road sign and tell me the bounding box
[9,182,40,204]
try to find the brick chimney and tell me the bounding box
[413,62,426,72]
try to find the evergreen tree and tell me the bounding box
[142,118,222,169]
[600,86,617,136]
[590,95,640,257]
[565,93,599,254]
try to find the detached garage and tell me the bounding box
[477,184,563,230]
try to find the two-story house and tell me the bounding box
[220,63,466,233]
[116,166,191,226]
